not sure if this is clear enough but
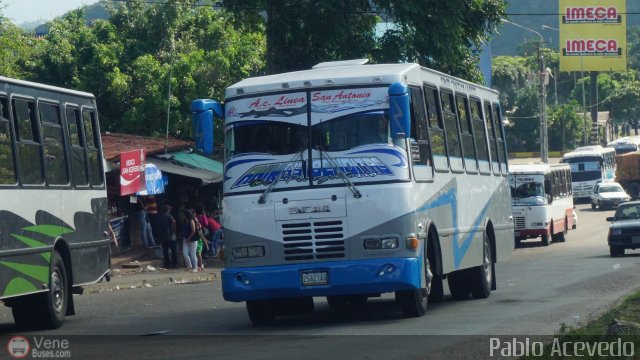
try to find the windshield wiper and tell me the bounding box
[318,147,362,199]
[258,149,304,204]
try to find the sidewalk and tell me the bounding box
[85,246,223,293]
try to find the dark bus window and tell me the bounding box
[12,98,43,185]
[493,103,508,174]
[484,101,500,175]
[456,94,477,173]
[66,106,89,186]
[441,91,462,160]
[83,109,103,187]
[424,85,448,171]
[471,99,490,174]
[409,87,431,166]
[40,102,69,185]
[0,97,16,184]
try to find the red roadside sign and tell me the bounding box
[120,149,146,196]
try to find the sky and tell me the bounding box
[2,0,100,25]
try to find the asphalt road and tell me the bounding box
[1,202,639,359]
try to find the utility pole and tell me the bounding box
[539,44,548,163]
[503,19,547,163]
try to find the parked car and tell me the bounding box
[606,201,640,257]
[591,182,630,210]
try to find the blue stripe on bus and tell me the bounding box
[416,188,491,269]
[347,148,408,168]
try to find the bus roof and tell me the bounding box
[225,61,499,99]
[0,76,95,99]
[562,146,615,160]
[509,163,570,175]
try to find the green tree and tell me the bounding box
[491,56,528,109]
[547,103,587,152]
[224,0,507,82]
[0,18,39,78]
[24,0,265,140]
[505,86,539,152]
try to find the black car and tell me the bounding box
[606,201,640,257]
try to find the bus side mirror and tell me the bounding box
[191,99,223,156]
[388,82,411,139]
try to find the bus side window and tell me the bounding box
[424,85,448,171]
[0,96,17,185]
[39,102,69,186]
[484,101,500,175]
[493,103,508,175]
[82,109,104,187]
[66,106,89,187]
[441,90,463,172]
[409,87,432,166]
[457,94,477,173]
[12,98,44,185]
[471,98,491,174]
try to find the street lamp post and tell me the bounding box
[542,24,588,146]
[502,19,548,163]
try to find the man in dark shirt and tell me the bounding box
[157,204,177,268]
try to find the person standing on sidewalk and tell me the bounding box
[182,209,198,272]
[206,213,222,258]
[157,205,177,268]
[194,204,209,270]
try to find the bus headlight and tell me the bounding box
[363,237,399,250]
[381,237,399,249]
[232,246,265,259]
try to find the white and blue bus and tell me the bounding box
[195,59,513,324]
[560,145,616,200]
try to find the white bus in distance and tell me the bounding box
[607,136,640,155]
[194,59,514,325]
[560,145,616,200]
[509,163,574,247]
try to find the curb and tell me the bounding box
[85,270,221,294]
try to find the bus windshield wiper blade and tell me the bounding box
[258,150,303,204]
[319,147,362,199]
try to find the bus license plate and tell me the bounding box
[301,271,328,286]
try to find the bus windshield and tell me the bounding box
[225,120,308,158]
[312,111,390,151]
[225,111,391,158]
[511,180,547,205]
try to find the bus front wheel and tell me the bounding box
[246,300,276,326]
[396,253,431,317]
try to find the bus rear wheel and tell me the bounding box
[12,251,68,330]
[470,233,493,299]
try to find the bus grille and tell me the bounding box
[514,216,526,230]
[280,220,346,261]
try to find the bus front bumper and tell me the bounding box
[515,228,549,239]
[221,258,421,302]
